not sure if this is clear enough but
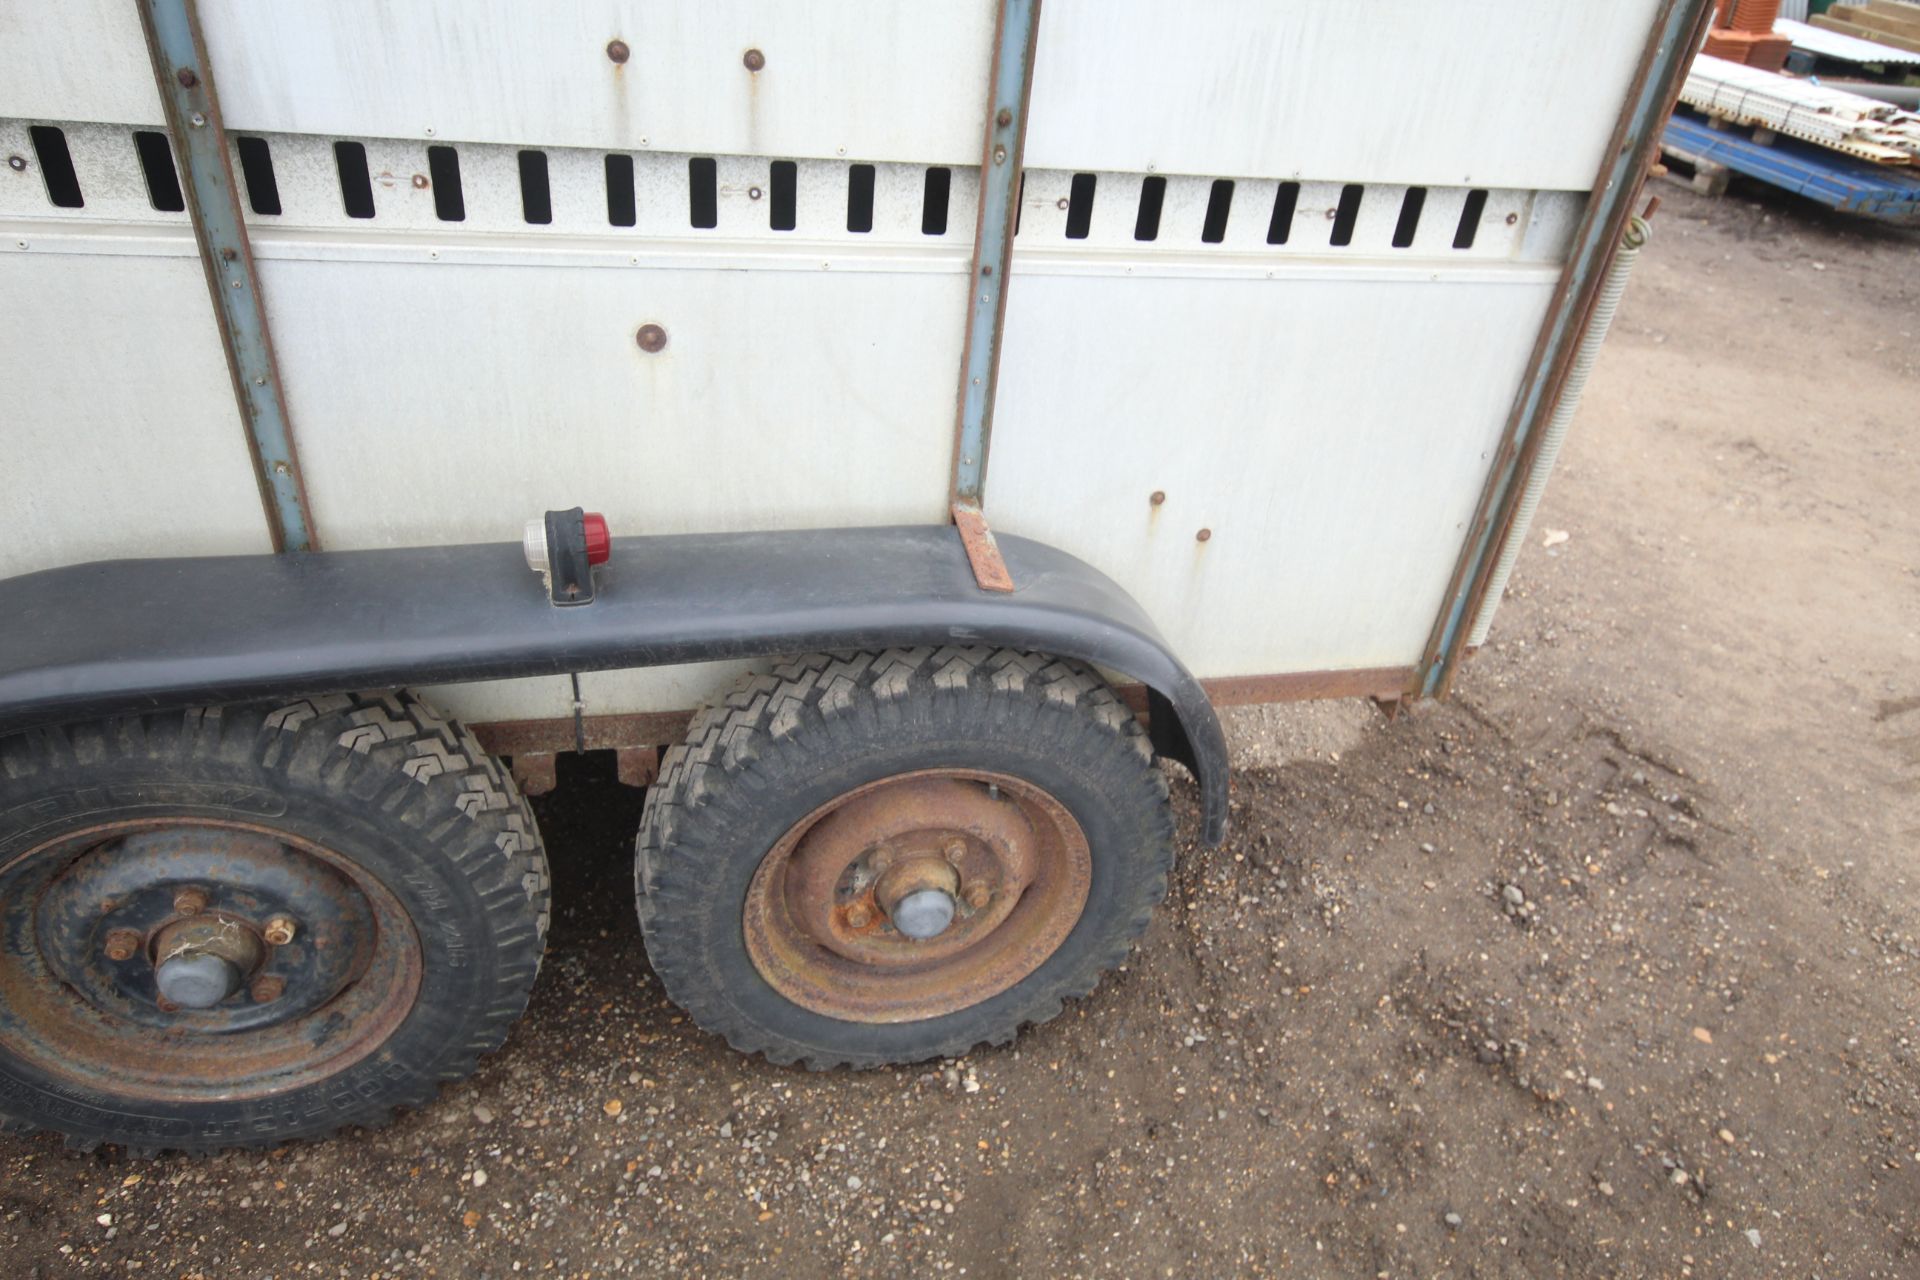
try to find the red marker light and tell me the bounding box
[582,512,612,565]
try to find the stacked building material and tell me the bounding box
[1706,0,1794,70]
[1681,53,1920,162]
[1812,0,1920,54]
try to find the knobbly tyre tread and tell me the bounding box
[635,647,1174,1070]
[0,690,549,1154]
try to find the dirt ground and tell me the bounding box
[3,180,1917,1279]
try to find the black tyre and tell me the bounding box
[635,647,1174,1068]
[0,690,548,1153]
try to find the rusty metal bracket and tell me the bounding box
[1415,0,1713,699]
[951,502,1015,593]
[137,0,317,553]
[948,0,1042,508]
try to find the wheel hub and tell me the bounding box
[742,770,1092,1023]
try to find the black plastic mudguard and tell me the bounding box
[0,526,1228,844]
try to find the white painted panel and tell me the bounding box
[0,0,164,126]
[0,251,271,578]
[254,256,967,549]
[1025,0,1663,190]
[194,0,994,165]
[988,267,1558,677]
[419,676,577,726]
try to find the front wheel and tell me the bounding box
[634,648,1174,1068]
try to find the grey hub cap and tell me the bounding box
[156,952,242,1008]
[891,888,956,940]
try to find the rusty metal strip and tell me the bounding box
[471,711,696,758]
[951,502,1016,593]
[948,0,1042,508]
[1415,0,1714,700]
[137,0,318,553]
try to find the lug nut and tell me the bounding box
[262,915,297,946]
[250,975,286,1003]
[845,902,873,930]
[155,995,180,1013]
[944,839,967,866]
[867,844,895,872]
[173,887,208,916]
[102,929,143,962]
[964,883,992,911]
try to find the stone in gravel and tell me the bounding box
[1443,1212,1462,1228]
[1502,884,1525,906]
[719,1122,733,1138]
[1597,1181,1615,1197]
[473,1104,494,1124]
[1745,1228,1761,1248]
[1586,1077,1603,1092]
[847,1176,863,1190]
[327,1221,348,1238]
[472,1169,488,1188]
[1718,1128,1735,1145]
[1669,1168,1689,1187]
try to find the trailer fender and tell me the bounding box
[0,526,1228,844]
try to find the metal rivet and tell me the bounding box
[1325,207,1337,219]
[175,67,198,88]
[980,264,992,277]
[262,915,297,946]
[996,108,1013,127]
[219,246,237,261]
[173,887,208,916]
[250,974,285,1003]
[189,112,206,128]
[845,902,872,929]
[743,48,766,72]
[103,929,142,962]
[1150,490,1166,506]
[965,883,991,910]
[1056,197,1069,210]
[230,279,242,288]
[7,155,27,172]
[635,323,668,353]
[412,173,429,189]
[606,38,630,64]
[993,146,1007,165]
[1505,212,1519,225]
[1196,528,1213,542]
[748,186,763,200]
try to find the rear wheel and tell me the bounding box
[635,648,1174,1068]
[0,691,547,1153]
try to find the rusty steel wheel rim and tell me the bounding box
[743,769,1092,1023]
[0,818,423,1103]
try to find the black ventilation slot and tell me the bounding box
[1064,172,1095,239]
[517,150,551,224]
[1267,182,1300,244]
[332,140,374,218]
[1201,179,1234,244]
[28,126,84,208]
[133,131,185,213]
[770,160,797,231]
[688,157,717,228]
[1134,175,1166,241]
[427,145,465,221]
[1392,186,1426,248]
[921,166,951,235]
[846,163,875,233]
[605,154,635,226]
[235,136,280,215]
[1329,183,1363,247]
[1454,189,1488,249]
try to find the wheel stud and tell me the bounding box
[173,886,209,916]
[943,839,966,866]
[251,974,286,1003]
[102,928,143,962]
[845,901,873,929]
[964,882,992,911]
[262,915,298,946]
[868,844,895,872]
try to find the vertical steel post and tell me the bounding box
[948,0,1042,510]
[137,0,318,553]
[1415,0,1714,697]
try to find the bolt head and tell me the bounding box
[606,38,630,64]
[1150,490,1166,506]
[1195,528,1213,543]
[251,975,286,1003]
[964,883,992,911]
[173,887,208,916]
[102,929,142,962]
[635,323,668,353]
[996,108,1013,127]
[6,155,25,172]
[743,48,766,71]
[845,902,873,930]
[175,67,198,88]
[868,845,895,872]
[943,840,967,866]
[262,915,297,946]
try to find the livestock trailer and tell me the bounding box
[0,0,1712,1152]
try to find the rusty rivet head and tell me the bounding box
[606,38,630,64]
[175,67,198,88]
[1505,212,1519,225]
[219,246,237,262]
[173,886,208,916]
[845,901,872,930]
[1195,528,1212,542]
[943,839,967,866]
[262,915,297,946]
[996,108,1013,127]
[980,264,992,277]
[635,323,668,353]
[412,172,429,189]
[743,47,766,71]
[250,974,286,1003]
[1150,490,1166,506]
[102,929,143,963]
[7,155,27,172]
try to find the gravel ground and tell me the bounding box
[2,182,1917,1279]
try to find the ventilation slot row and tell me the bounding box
[921,166,951,236]
[605,154,636,227]
[1453,189,1488,249]
[133,131,185,213]
[517,150,551,225]
[28,125,84,208]
[236,136,281,215]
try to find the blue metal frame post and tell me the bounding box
[138,0,317,553]
[1416,0,1715,697]
[949,0,1042,510]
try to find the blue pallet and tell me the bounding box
[1664,109,1920,221]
